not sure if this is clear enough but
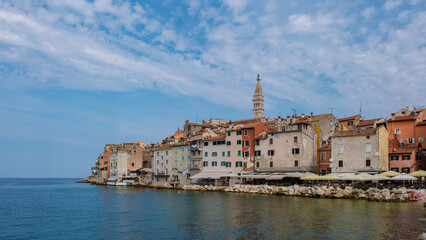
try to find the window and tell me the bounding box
[338,145,344,153]
[166,151,168,156]
[416,155,422,160]
[213,141,217,145]
[222,151,225,157]
[313,123,317,128]
[238,150,241,156]
[268,150,274,156]
[244,140,249,146]
[366,136,370,140]
[212,152,217,157]
[294,136,298,143]
[204,142,208,146]
[365,144,371,153]
[297,124,303,130]
[221,161,226,166]
[182,156,184,160]
[338,160,343,167]
[255,150,261,157]
[339,137,343,142]
[175,156,178,161]
[348,121,353,126]
[227,132,230,136]
[244,129,248,136]
[402,155,410,160]
[401,167,410,173]
[157,152,159,156]
[166,160,168,164]
[236,161,243,167]
[255,139,260,145]
[269,138,273,144]
[212,161,217,166]
[203,161,208,167]
[157,160,159,164]
[132,163,134,167]
[236,130,242,135]
[175,148,178,152]
[226,162,231,168]
[237,140,242,145]
[226,141,231,146]
[366,159,371,167]
[391,155,399,160]
[408,138,414,144]
[391,167,399,172]
[256,162,260,168]
[244,151,250,157]
[294,160,299,167]
[227,151,231,157]
[321,152,326,161]
[244,162,247,168]
[205,152,208,157]
[270,161,273,167]
[292,148,300,154]
[419,137,424,143]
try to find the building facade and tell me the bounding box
[331,126,388,173]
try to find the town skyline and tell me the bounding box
[1,0,425,178]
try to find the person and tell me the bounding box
[414,192,421,199]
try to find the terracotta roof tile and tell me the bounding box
[390,146,418,154]
[204,135,226,141]
[356,118,382,127]
[417,121,426,126]
[388,115,417,122]
[337,114,360,122]
[319,143,331,149]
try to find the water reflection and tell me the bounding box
[0,179,424,240]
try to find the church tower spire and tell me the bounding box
[252,74,264,118]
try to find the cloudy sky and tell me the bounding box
[1,0,425,177]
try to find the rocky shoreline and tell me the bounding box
[79,179,425,202]
[182,184,426,202]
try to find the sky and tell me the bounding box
[0,0,425,178]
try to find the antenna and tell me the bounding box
[359,101,362,117]
[328,107,335,114]
[291,108,297,116]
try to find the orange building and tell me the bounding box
[319,143,332,175]
[387,108,426,173]
[338,114,362,131]
[241,122,268,171]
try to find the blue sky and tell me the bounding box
[0,0,425,177]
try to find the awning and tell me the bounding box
[128,167,143,172]
[190,171,230,180]
[241,174,270,179]
[107,178,117,181]
[141,168,153,173]
[266,175,287,180]
[220,173,239,177]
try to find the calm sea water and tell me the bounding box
[0,178,424,240]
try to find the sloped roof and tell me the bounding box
[204,135,226,141]
[356,118,382,127]
[337,114,360,122]
[390,146,418,154]
[254,77,263,95]
[388,115,417,122]
[319,143,331,150]
[231,117,263,124]
[417,121,426,126]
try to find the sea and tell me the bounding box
[0,178,424,239]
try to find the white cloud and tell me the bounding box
[0,0,425,118]
[384,0,403,10]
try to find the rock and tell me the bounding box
[417,233,426,240]
[334,192,344,198]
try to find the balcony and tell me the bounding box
[189,145,202,151]
[190,165,201,170]
[153,172,170,177]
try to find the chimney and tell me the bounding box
[133,140,135,143]
[202,120,206,124]
[262,129,267,138]
[310,112,313,117]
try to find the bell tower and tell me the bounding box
[252,74,264,118]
